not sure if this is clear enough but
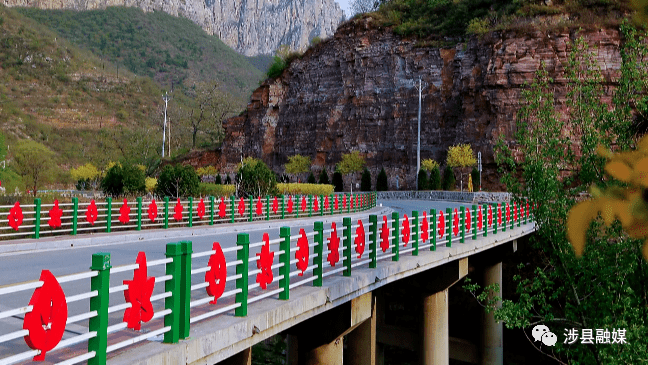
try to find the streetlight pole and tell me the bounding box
[162,92,170,158]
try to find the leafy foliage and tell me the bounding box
[429,166,441,190]
[284,154,311,179]
[332,171,344,192]
[337,151,366,175]
[101,162,146,197]
[417,169,428,190]
[214,174,222,184]
[199,182,235,197]
[376,167,389,191]
[155,164,199,198]
[307,172,316,184]
[277,183,334,195]
[421,158,439,172]
[196,166,218,177]
[12,140,55,197]
[446,144,477,168]
[471,168,480,190]
[441,165,455,190]
[236,157,278,197]
[318,168,330,184]
[361,168,372,191]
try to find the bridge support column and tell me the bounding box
[346,293,377,365]
[422,288,449,365]
[481,261,503,365]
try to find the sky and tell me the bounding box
[336,0,352,19]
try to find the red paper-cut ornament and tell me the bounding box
[313,196,319,212]
[380,215,390,252]
[238,197,246,216]
[453,208,459,237]
[173,199,183,221]
[148,200,158,222]
[295,228,309,276]
[350,195,354,209]
[123,252,155,331]
[421,211,429,243]
[465,207,471,231]
[526,202,529,218]
[272,196,279,214]
[23,270,68,361]
[48,199,63,228]
[301,196,307,212]
[355,195,359,208]
[118,199,130,224]
[218,197,227,218]
[256,196,263,216]
[205,242,227,304]
[86,200,98,225]
[478,205,483,231]
[8,201,23,231]
[342,194,347,209]
[327,222,340,266]
[497,204,503,225]
[335,195,339,210]
[197,198,206,219]
[324,196,330,211]
[287,196,294,213]
[513,202,517,222]
[488,205,493,227]
[256,233,274,289]
[506,203,511,223]
[355,220,366,258]
[402,214,410,246]
[438,211,446,237]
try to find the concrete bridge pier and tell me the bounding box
[480,261,503,365]
[422,288,449,364]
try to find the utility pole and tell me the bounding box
[414,76,426,190]
[162,92,170,158]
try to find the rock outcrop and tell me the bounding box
[218,18,624,190]
[2,0,344,56]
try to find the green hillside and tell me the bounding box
[17,6,266,103]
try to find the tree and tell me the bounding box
[332,171,344,192]
[441,166,455,190]
[350,0,379,15]
[71,163,101,190]
[182,82,236,149]
[307,172,316,184]
[318,168,330,184]
[471,168,480,191]
[446,144,477,191]
[337,151,365,192]
[429,167,441,190]
[361,168,372,191]
[215,174,222,184]
[421,158,439,173]
[417,170,428,190]
[225,174,232,185]
[101,162,146,197]
[376,168,388,191]
[12,140,55,197]
[236,157,278,197]
[155,164,200,198]
[285,154,311,182]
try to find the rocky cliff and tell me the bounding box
[2,0,343,56]
[217,17,624,190]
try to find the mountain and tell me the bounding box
[2,0,344,56]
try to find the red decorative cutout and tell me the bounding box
[123,252,155,331]
[8,201,23,231]
[402,214,410,246]
[119,199,130,224]
[342,194,347,209]
[301,196,307,212]
[355,195,359,208]
[526,202,530,218]
[327,222,340,266]
[256,196,263,216]
[48,199,63,228]
[313,196,319,212]
[465,207,471,231]
[380,215,390,252]
[421,211,429,243]
[197,198,206,220]
[513,202,517,222]
[295,228,309,276]
[86,200,98,225]
[23,270,68,361]
[355,220,366,258]
[438,211,446,237]
[453,208,459,237]
[335,195,339,210]
[488,205,493,227]
[350,195,354,209]
[174,199,183,221]
[272,196,279,214]
[497,204,503,225]
[478,206,483,231]
[324,196,330,211]
[506,203,511,223]
[148,200,158,222]
[287,196,294,213]
[205,242,227,304]
[256,233,274,289]
[218,197,227,218]
[238,197,246,216]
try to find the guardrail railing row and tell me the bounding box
[0,196,536,365]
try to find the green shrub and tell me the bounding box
[267,56,286,79]
[466,17,491,36]
[155,164,200,198]
[199,183,235,197]
[215,174,222,184]
[442,166,456,191]
[277,183,334,195]
[417,170,428,190]
[310,36,322,46]
[307,172,316,184]
[429,167,441,190]
[332,171,344,192]
[101,162,146,197]
[236,157,278,197]
[225,174,232,184]
[318,168,330,184]
[376,168,388,191]
[361,168,372,191]
[471,168,480,190]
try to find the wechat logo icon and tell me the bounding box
[532,325,557,347]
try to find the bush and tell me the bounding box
[215,174,222,184]
[145,177,157,192]
[332,171,344,192]
[442,166,456,191]
[376,168,388,191]
[101,163,146,197]
[277,183,334,195]
[307,172,316,184]
[361,168,372,191]
[267,56,286,79]
[199,183,236,197]
[236,157,278,197]
[429,167,441,190]
[471,168,480,190]
[318,168,330,184]
[418,170,428,190]
[155,164,200,198]
[225,174,232,184]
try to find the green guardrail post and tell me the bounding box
[493,204,498,234]
[230,196,235,223]
[460,206,466,244]
[266,195,270,221]
[517,201,521,227]
[88,252,111,365]
[136,197,142,231]
[162,197,169,229]
[502,203,507,232]
[446,208,452,247]
[343,217,352,276]
[235,233,249,316]
[348,194,351,214]
[431,209,436,251]
[309,195,313,217]
[525,200,528,224]
[296,196,300,219]
[209,196,215,225]
[72,197,78,235]
[391,212,400,261]
[279,227,290,300]
[472,205,477,240]
[33,198,41,239]
[320,195,324,216]
[106,197,112,233]
[188,197,193,228]
[314,221,323,286]
[369,215,377,268]
[511,202,515,230]
[179,241,192,339]
[281,195,286,220]
[483,204,488,237]
[164,242,182,343]
[412,210,419,256]
[330,194,334,215]
[248,196,253,222]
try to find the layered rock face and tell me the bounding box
[2,0,343,56]
[219,18,623,190]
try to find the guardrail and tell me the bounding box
[0,193,376,241]
[0,200,535,365]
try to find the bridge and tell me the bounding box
[0,192,535,365]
